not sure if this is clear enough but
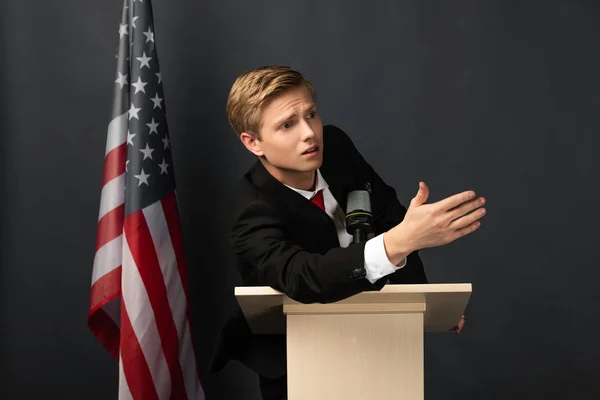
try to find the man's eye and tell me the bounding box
[282,121,293,129]
[307,111,316,119]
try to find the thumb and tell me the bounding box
[411,181,429,207]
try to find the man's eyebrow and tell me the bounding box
[272,103,316,127]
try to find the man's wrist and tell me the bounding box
[383,226,413,265]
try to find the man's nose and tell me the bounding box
[299,120,315,140]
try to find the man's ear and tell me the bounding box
[239,132,264,157]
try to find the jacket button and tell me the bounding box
[351,268,364,278]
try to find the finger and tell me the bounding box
[448,206,486,230]
[448,220,481,242]
[436,190,476,212]
[448,197,486,222]
[456,315,465,335]
[410,181,429,207]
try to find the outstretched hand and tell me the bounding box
[386,182,486,258]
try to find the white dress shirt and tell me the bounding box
[285,170,406,283]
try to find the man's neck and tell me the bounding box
[260,159,316,191]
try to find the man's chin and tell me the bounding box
[300,157,323,172]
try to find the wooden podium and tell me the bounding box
[236,284,471,400]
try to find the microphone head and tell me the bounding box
[345,190,373,240]
[346,190,371,213]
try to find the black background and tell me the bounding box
[1,1,599,399]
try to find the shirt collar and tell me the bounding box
[284,169,329,200]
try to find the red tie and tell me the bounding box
[310,189,325,212]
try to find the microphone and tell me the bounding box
[345,190,374,244]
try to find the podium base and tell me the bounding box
[285,303,425,400]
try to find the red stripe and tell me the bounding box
[162,192,202,383]
[124,209,188,400]
[161,193,189,297]
[103,143,127,186]
[89,266,122,313]
[88,307,120,360]
[120,302,160,400]
[96,204,124,251]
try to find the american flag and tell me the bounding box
[88,0,204,398]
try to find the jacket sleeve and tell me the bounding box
[231,199,384,303]
[327,125,429,284]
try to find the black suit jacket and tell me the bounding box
[210,125,428,377]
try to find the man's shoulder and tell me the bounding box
[232,162,279,216]
[323,124,352,147]
[234,163,263,203]
[321,124,363,174]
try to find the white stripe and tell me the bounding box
[92,235,123,284]
[122,233,171,400]
[106,113,128,155]
[119,352,134,400]
[143,202,203,399]
[98,173,125,221]
[179,322,204,399]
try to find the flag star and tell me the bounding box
[136,51,152,69]
[156,72,162,83]
[132,16,139,28]
[147,118,159,135]
[139,143,155,160]
[151,93,163,109]
[125,160,130,172]
[115,72,128,89]
[131,76,148,94]
[158,158,169,175]
[128,103,141,120]
[134,168,150,186]
[162,136,170,149]
[119,23,128,39]
[127,131,136,145]
[143,28,154,43]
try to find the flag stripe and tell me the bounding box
[93,234,123,283]
[122,230,171,399]
[90,266,122,312]
[178,324,200,398]
[142,202,186,329]
[119,354,135,400]
[161,193,203,385]
[144,201,200,398]
[88,307,120,360]
[96,205,124,251]
[99,174,126,221]
[105,113,128,155]
[120,301,160,400]
[161,193,189,296]
[125,209,188,400]
[103,143,128,186]
[103,295,122,328]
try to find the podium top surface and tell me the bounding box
[235,283,472,334]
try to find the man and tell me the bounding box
[214,66,485,399]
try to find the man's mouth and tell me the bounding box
[302,146,319,155]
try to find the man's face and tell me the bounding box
[243,86,323,187]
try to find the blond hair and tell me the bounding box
[226,66,316,138]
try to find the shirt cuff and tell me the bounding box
[363,233,407,284]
